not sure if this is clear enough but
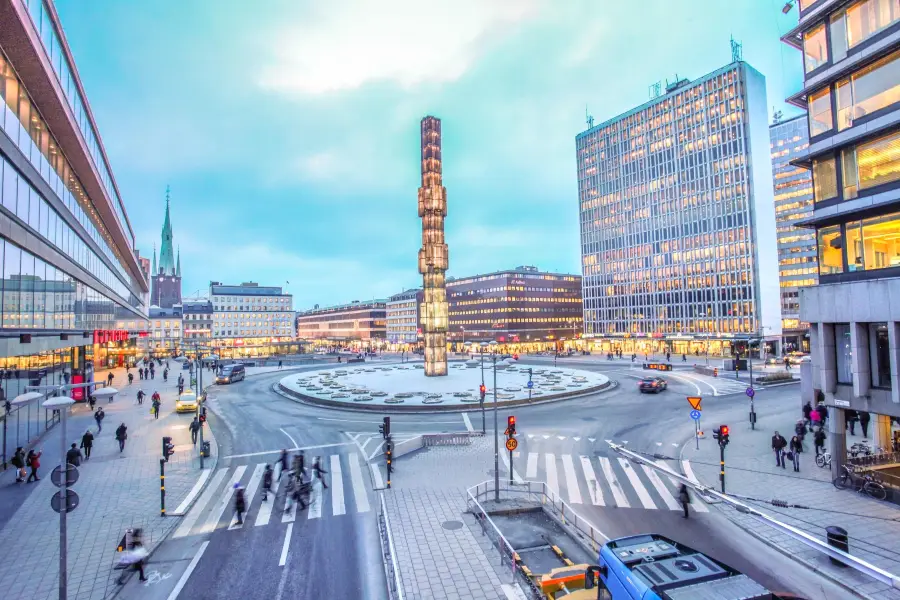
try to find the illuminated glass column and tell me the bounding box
[418,116,449,376]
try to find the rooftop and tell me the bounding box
[209,282,289,296]
[298,299,387,316]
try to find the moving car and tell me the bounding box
[216,363,245,384]
[175,390,199,413]
[787,353,810,365]
[638,377,667,393]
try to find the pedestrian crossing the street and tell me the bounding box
[173,453,373,539]
[501,452,709,513]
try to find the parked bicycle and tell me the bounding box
[833,465,887,500]
[815,450,832,469]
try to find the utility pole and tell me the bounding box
[197,348,205,469]
[493,353,499,501]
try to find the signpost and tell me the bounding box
[687,396,703,450]
[746,387,756,430]
[45,396,75,600]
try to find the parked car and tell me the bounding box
[638,377,667,394]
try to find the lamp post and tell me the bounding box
[44,395,75,600]
[491,347,500,501]
[461,326,465,350]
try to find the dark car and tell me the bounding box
[638,377,667,393]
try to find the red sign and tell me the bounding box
[72,374,84,401]
[234,339,245,346]
[93,330,129,344]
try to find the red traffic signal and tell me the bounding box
[720,425,729,437]
[479,384,486,396]
[506,415,516,436]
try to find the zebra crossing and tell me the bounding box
[173,452,373,539]
[501,452,709,513]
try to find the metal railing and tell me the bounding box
[378,492,404,600]
[423,433,473,446]
[1,391,64,469]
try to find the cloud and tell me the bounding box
[257,0,543,95]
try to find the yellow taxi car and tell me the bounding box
[175,390,199,413]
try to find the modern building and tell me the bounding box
[296,299,387,347]
[148,305,182,357]
[784,0,900,468]
[150,188,181,309]
[576,60,782,358]
[182,299,213,345]
[210,282,296,358]
[386,288,422,349]
[770,114,817,352]
[0,0,149,400]
[447,266,582,351]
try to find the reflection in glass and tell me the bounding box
[818,225,844,274]
[813,157,837,201]
[803,24,828,72]
[835,324,853,384]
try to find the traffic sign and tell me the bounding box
[687,396,702,411]
[505,438,518,451]
[51,489,79,514]
[526,380,534,389]
[51,464,79,488]
[690,409,701,421]
[746,387,755,398]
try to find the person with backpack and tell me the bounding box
[10,447,25,482]
[233,483,246,525]
[794,420,807,452]
[66,442,83,466]
[81,430,94,460]
[115,423,128,453]
[94,407,105,433]
[151,392,161,419]
[26,449,41,482]
[127,372,134,386]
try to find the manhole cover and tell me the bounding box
[442,520,463,530]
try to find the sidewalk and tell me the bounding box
[684,412,900,600]
[0,364,214,600]
[384,436,519,600]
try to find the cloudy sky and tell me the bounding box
[55,0,804,310]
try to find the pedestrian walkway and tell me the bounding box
[0,364,213,600]
[684,412,900,600]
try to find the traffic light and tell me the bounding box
[506,415,516,436]
[199,406,207,424]
[379,416,390,439]
[479,384,486,400]
[162,436,175,461]
[713,425,730,446]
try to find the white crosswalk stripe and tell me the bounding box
[599,457,629,508]
[331,455,345,516]
[618,458,656,509]
[561,455,582,504]
[500,449,523,483]
[545,453,559,496]
[641,465,679,511]
[579,456,604,506]
[173,468,228,538]
[198,466,246,534]
[526,452,538,479]
[255,470,280,526]
[348,453,370,514]
[308,479,323,519]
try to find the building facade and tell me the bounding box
[296,300,387,347]
[386,288,422,348]
[785,0,900,468]
[770,114,817,352]
[446,266,582,351]
[150,189,181,309]
[576,60,782,358]
[210,282,295,357]
[148,305,181,357]
[182,299,212,346]
[0,0,149,403]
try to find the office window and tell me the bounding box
[836,50,900,131]
[813,157,837,201]
[869,322,892,388]
[808,87,833,135]
[835,324,853,384]
[818,225,844,274]
[845,0,900,49]
[857,130,900,190]
[803,24,829,72]
[842,148,859,199]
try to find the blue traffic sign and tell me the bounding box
[526,380,534,389]
[746,387,755,398]
[690,409,701,421]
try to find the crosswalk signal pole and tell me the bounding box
[160,458,166,517]
[385,435,392,489]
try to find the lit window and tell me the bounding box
[836,50,900,131]
[818,225,844,274]
[812,157,838,201]
[803,24,828,72]
[808,88,833,135]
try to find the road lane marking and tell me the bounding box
[526,453,538,479]
[308,479,323,519]
[599,457,629,508]
[230,463,265,529]
[172,468,213,515]
[166,540,209,600]
[371,463,384,488]
[462,412,474,432]
[255,469,281,526]
[499,449,523,483]
[545,453,559,497]
[561,455,582,504]
[198,466,246,534]
[359,436,373,454]
[279,523,293,567]
[366,440,385,462]
[348,453,371,513]
[224,442,353,459]
[668,372,712,396]
[580,456,604,506]
[617,458,656,509]
[680,460,710,512]
[279,428,299,449]
[642,465,680,510]
[317,417,462,424]
[173,468,228,538]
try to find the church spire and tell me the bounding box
[158,185,176,275]
[152,243,157,275]
[176,246,181,278]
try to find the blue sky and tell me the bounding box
[55,0,804,310]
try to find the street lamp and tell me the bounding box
[44,395,75,600]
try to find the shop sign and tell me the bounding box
[234,339,245,346]
[93,330,129,345]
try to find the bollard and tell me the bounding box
[826,526,849,566]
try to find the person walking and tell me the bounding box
[233,483,246,525]
[163,368,168,383]
[666,351,671,363]
[115,423,128,452]
[810,405,822,429]
[678,484,691,519]
[682,353,687,362]
[66,442,83,466]
[152,396,161,419]
[150,367,155,380]
[312,456,328,489]
[262,464,274,501]
[107,372,114,387]
[845,409,858,436]
[278,449,289,479]
[771,431,787,469]
[789,435,802,472]
[859,410,871,439]
[94,407,105,433]
[814,427,827,457]
[81,430,94,460]
[794,419,807,452]
[784,356,791,371]
[88,391,96,411]
[816,402,828,426]
[25,449,41,482]
[136,389,145,405]
[127,372,134,386]
[802,401,813,428]
[11,447,26,482]
[189,417,201,445]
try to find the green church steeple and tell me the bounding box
[158,186,176,275]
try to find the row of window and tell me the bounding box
[813,128,900,202]
[803,0,900,73]
[835,322,892,388]
[586,318,758,335]
[818,210,900,274]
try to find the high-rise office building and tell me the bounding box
[785,0,900,470]
[210,282,295,357]
[296,300,387,344]
[0,0,149,397]
[770,114,817,353]
[577,60,781,358]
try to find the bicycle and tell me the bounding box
[815,449,831,469]
[833,465,887,500]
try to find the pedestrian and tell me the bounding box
[163,369,168,383]
[81,430,94,460]
[88,391,96,410]
[66,442,83,466]
[115,423,128,452]
[682,353,687,362]
[844,409,857,436]
[814,427,826,457]
[810,405,822,429]
[802,401,813,427]
[278,449,289,479]
[127,528,148,582]
[152,396,160,419]
[666,351,671,362]
[816,402,828,427]
[25,448,41,482]
[312,456,328,489]
[11,446,26,482]
[136,389,145,405]
[789,435,802,472]
[771,431,787,469]
[794,419,807,451]
[150,368,155,380]
[262,464,274,501]
[94,407,105,433]
[189,417,201,445]
[177,382,184,395]
[858,410,871,439]
[278,360,283,370]
[292,450,306,482]
[107,372,114,387]
[233,483,246,525]
[678,483,691,518]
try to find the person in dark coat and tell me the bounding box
[115,423,128,453]
[233,484,246,525]
[262,464,274,501]
[858,411,871,439]
[789,435,803,472]
[107,372,114,387]
[189,417,201,445]
[802,401,813,426]
[816,402,828,425]
[10,447,26,482]
[94,407,105,433]
[771,431,787,468]
[794,420,807,451]
[312,456,328,489]
[66,442,83,466]
[81,430,94,460]
[278,449,289,479]
[678,484,691,519]
[814,427,827,457]
[845,409,858,436]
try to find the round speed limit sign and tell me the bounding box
[505,438,518,451]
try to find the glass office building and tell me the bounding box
[296,300,387,347]
[770,114,816,353]
[0,1,149,409]
[576,61,782,357]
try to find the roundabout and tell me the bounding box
[276,360,610,412]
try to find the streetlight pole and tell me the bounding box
[492,352,499,502]
[44,395,74,600]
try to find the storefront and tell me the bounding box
[93,329,146,368]
[209,337,308,359]
[584,335,743,358]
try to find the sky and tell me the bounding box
[54,0,805,310]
